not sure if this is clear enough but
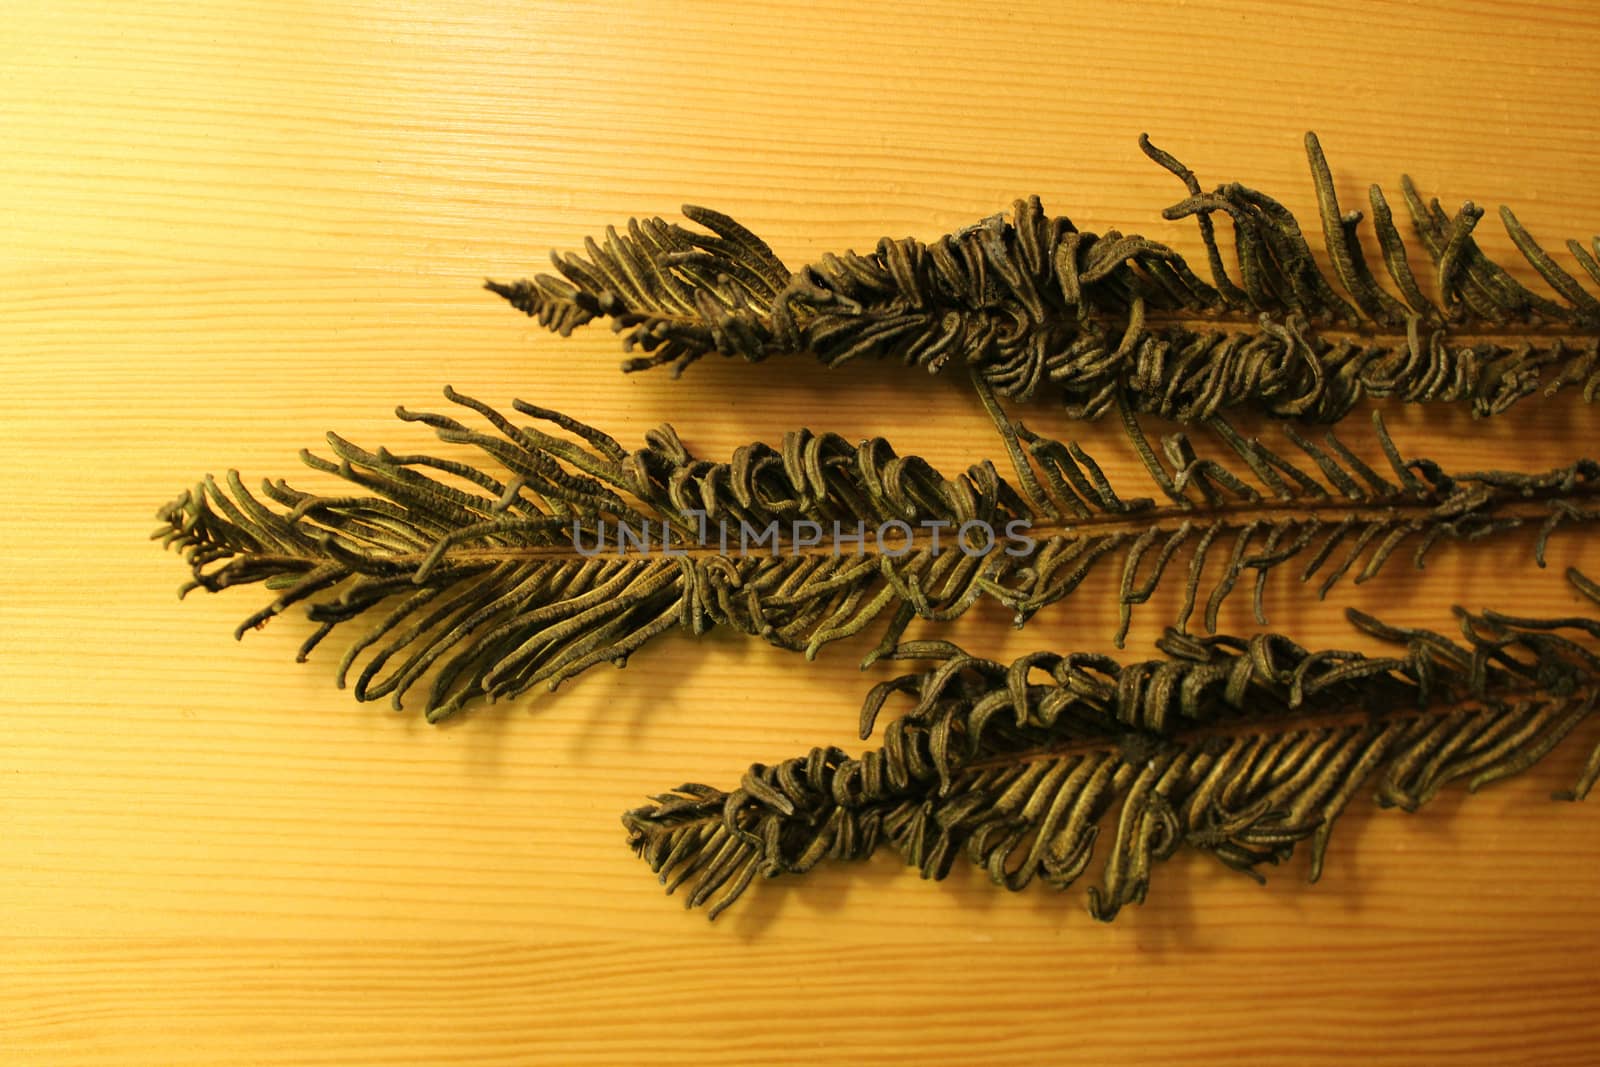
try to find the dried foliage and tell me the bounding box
[155,386,1023,720]
[156,388,1600,723]
[155,389,1600,720]
[490,133,1600,421]
[151,127,1600,925]
[623,571,1600,919]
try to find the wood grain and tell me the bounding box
[4,2,1600,1063]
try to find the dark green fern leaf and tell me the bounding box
[623,570,1600,919]
[154,388,1600,720]
[491,132,1600,422]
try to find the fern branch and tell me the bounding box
[157,386,1033,721]
[491,132,1600,421]
[988,386,1600,644]
[623,570,1600,919]
[154,389,1600,720]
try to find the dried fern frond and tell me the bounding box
[622,571,1600,920]
[992,391,1600,646]
[155,389,1600,720]
[490,132,1600,422]
[155,386,1029,721]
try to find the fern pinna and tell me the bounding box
[155,386,1600,721]
[489,132,1600,422]
[623,570,1600,919]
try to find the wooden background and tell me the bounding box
[6,2,1600,1063]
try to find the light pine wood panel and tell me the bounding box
[9,935,1600,1065]
[4,1,1600,1063]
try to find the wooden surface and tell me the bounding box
[6,2,1600,1063]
